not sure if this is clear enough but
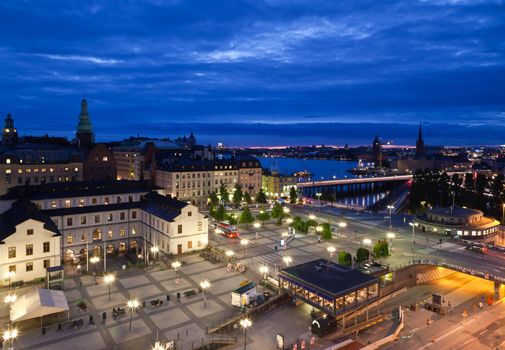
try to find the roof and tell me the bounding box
[279,259,378,298]
[232,282,256,294]
[140,192,188,221]
[11,288,69,322]
[428,206,482,218]
[0,180,157,200]
[43,201,139,217]
[0,200,60,241]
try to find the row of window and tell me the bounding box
[62,211,137,227]
[4,167,79,174]
[7,259,51,273]
[8,242,50,258]
[47,195,138,209]
[456,226,498,236]
[4,175,78,185]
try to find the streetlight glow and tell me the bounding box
[253,222,261,229]
[309,214,316,220]
[283,207,290,214]
[104,273,115,301]
[127,298,140,331]
[283,256,293,266]
[200,280,211,308]
[362,238,372,245]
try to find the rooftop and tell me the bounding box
[428,206,482,218]
[279,259,378,298]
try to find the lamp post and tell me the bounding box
[327,246,336,261]
[127,298,139,331]
[5,271,15,290]
[253,222,261,239]
[338,221,347,237]
[387,205,394,228]
[104,274,115,301]
[240,238,249,258]
[362,238,372,246]
[282,256,293,266]
[3,328,18,350]
[316,192,322,209]
[90,256,100,284]
[386,232,396,252]
[409,222,419,262]
[309,214,316,221]
[316,225,323,241]
[240,318,252,350]
[200,280,210,308]
[259,265,269,281]
[225,249,235,263]
[172,261,181,284]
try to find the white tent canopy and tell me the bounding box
[10,288,69,322]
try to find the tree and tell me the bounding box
[244,192,252,205]
[321,223,332,240]
[356,247,370,262]
[289,186,298,204]
[256,189,267,204]
[219,183,229,204]
[464,173,474,191]
[211,205,226,221]
[338,251,352,266]
[239,206,254,226]
[208,191,219,207]
[226,214,238,225]
[232,184,243,206]
[256,207,271,224]
[373,240,389,258]
[271,202,288,225]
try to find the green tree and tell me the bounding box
[232,184,243,206]
[239,206,254,226]
[244,192,252,205]
[211,205,226,221]
[338,251,352,266]
[219,183,229,204]
[208,191,219,207]
[289,186,298,204]
[356,247,370,262]
[226,214,238,225]
[321,223,332,240]
[256,207,271,224]
[256,188,268,204]
[373,240,389,258]
[271,202,288,225]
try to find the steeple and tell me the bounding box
[416,122,425,156]
[76,99,95,149]
[2,113,18,148]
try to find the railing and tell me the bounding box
[180,335,237,350]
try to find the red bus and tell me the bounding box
[216,222,240,238]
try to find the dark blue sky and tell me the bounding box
[1,0,505,146]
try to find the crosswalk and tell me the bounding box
[251,252,284,269]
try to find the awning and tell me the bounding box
[10,288,69,322]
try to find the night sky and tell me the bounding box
[1,0,504,146]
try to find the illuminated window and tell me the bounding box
[6,158,10,164]
[119,228,126,237]
[67,235,73,244]
[108,230,113,239]
[103,156,108,162]
[65,200,71,208]
[78,199,85,207]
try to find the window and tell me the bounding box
[94,215,100,223]
[108,230,113,239]
[120,212,125,220]
[43,259,50,269]
[92,229,102,241]
[43,241,50,253]
[132,211,137,219]
[27,228,34,235]
[103,156,108,162]
[188,241,192,249]
[107,213,113,222]
[51,201,57,208]
[120,228,126,237]
[65,200,71,208]
[92,198,97,205]
[67,235,73,244]
[26,262,33,272]
[9,265,16,273]
[197,240,202,248]
[67,217,73,226]
[178,225,183,234]
[116,196,121,203]
[81,233,87,242]
[131,227,137,235]
[80,216,87,225]
[198,221,202,231]
[104,197,110,205]
[8,247,16,259]
[78,199,85,207]
[188,211,192,217]
[26,244,33,256]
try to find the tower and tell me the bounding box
[416,123,425,156]
[2,114,18,148]
[76,99,95,149]
[372,135,382,168]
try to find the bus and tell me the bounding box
[216,222,240,238]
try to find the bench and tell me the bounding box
[183,290,197,297]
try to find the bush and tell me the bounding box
[321,223,332,240]
[338,251,352,266]
[373,240,389,258]
[356,247,370,262]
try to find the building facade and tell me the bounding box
[262,170,297,198]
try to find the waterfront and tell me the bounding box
[256,156,358,180]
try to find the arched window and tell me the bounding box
[107,244,115,254]
[118,242,126,253]
[130,240,138,249]
[93,229,102,241]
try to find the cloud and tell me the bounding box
[38,54,122,65]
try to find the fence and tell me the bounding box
[180,335,237,350]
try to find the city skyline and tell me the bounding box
[1,0,504,146]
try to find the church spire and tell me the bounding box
[416,122,425,156]
[76,99,95,149]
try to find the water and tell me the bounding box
[256,157,358,180]
[255,157,385,208]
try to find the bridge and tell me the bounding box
[297,175,413,188]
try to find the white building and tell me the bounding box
[0,180,209,286]
[0,201,61,286]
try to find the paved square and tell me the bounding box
[33,332,106,350]
[160,277,193,292]
[150,307,191,329]
[120,275,151,289]
[149,269,176,281]
[86,282,119,297]
[210,275,249,295]
[91,291,128,310]
[164,323,205,344]
[108,318,151,344]
[186,299,225,318]
[127,284,163,299]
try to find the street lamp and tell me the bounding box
[240,318,252,350]
[5,271,15,290]
[225,249,235,262]
[362,238,372,246]
[172,260,181,283]
[316,192,322,208]
[200,280,210,308]
[253,222,261,239]
[90,256,100,283]
[309,214,316,221]
[387,205,394,228]
[338,221,347,237]
[327,246,336,260]
[3,328,18,349]
[259,265,269,281]
[127,298,140,331]
[282,256,293,266]
[104,274,115,301]
[240,238,249,258]
[286,218,293,225]
[387,232,396,253]
[409,222,419,262]
[283,207,290,214]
